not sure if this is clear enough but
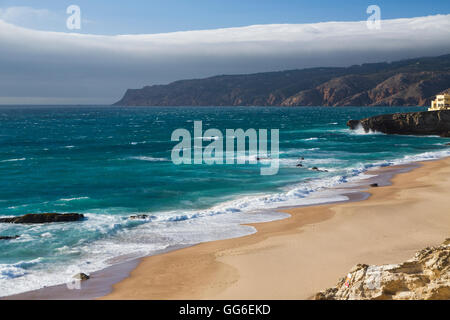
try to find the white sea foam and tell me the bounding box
[370,149,450,168]
[0,158,26,163]
[349,124,384,135]
[303,137,320,141]
[0,258,43,280]
[129,156,169,162]
[40,232,53,238]
[58,197,89,202]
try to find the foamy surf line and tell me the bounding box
[2,149,450,299]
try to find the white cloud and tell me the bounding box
[0,6,64,31]
[0,14,449,104]
[0,6,52,20]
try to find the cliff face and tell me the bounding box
[347,110,450,137]
[315,239,450,300]
[115,54,450,106]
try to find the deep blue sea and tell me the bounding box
[0,106,449,296]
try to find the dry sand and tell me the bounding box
[102,158,450,300]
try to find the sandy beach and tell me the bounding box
[100,157,450,300]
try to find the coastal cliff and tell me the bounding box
[347,110,450,137]
[114,54,450,107]
[315,239,450,300]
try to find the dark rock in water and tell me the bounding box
[347,110,450,137]
[0,213,84,224]
[0,235,19,240]
[347,119,361,129]
[129,215,149,220]
[370,183,379,187]
[296,163,303,167]
[73,273,90,281]
[311,167,319,171]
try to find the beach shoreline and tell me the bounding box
[100,157,450,300]
[6,156,449,300]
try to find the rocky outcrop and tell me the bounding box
[0,235,19,240]
[73,273,90,281]
[347,110,450,137]
[129,214,149,220]
[114,54,450,107]
[0,213,84,224]
[315,239,450,300]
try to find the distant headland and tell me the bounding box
[114,54,450,107]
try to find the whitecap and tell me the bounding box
[58,197,89,202]
[129,156,169,162]
[303,137,320,141]
[40,232,52,238]
[0,158,26,163]
[348,123,384,135]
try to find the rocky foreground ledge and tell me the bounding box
[0,213,84,224]
[347,110,450,137]
[315,239,450,300]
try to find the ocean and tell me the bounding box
[0,105,449,297]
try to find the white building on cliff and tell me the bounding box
[429,94,450,111]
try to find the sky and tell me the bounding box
[1,0,450,34]
[0,0,449,104]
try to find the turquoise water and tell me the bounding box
[0,106,449,296]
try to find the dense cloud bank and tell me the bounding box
[0,14,449,104]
